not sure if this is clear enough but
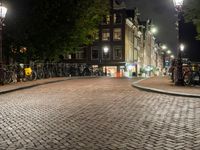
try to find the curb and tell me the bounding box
[0,76,98,95]
[132,78,200,98]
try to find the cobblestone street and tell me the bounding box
[0,78,200,150]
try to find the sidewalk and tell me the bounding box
[0,77,70,94]
[132,76,200,98]
[0,76,107,95]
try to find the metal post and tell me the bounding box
[105,55,107,76]
[175,9,184,86]
[0,22,2,65]
[0,14,3,84]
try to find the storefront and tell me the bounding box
[103,66,124,77]
[124,63,137,78]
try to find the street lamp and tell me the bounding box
[103,46,109,76]
[150,27,158,34]
[0,2,7,84]
[161,45,167,50]
[173,0,184,86]
[167,50,172,54]
[180,43,185,52]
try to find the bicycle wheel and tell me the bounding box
[11,71,18,83]
[0,68,7,85]
[5,71,13,84]
[183,72,191,85]
[26,70,37,81]
[44,70,52,78]
[192,72,200,85]
[37,70,44,79]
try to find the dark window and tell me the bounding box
[91,47,99,60]
[76,51,85,59]
[71,53,76,59]
[114,13,122,24]
[102,51,110,60]
[113,46,122,60]
[102,15,110,24]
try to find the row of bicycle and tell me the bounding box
[170,62,200,86]
[0,63,104,85]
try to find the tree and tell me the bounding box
[5,0,109,62]
[184,0,200,40]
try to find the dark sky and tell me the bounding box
[125,0,178,54]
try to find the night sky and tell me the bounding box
[125,0,200,61]
[4,0,200,61]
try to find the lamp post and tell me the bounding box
[103,46,109,76]
[173,0,184,86]
[0,2,7,84]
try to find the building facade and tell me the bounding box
[65,0,164,77]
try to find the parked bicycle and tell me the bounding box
[18,64,37,81]
[0,65,17,85]
[183,62,200,86]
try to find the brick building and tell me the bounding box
[65,0,165,77]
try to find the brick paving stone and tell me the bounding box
[0,78,200,149]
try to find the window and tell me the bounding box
[114,13,122,24]
[113,46,122,60]
[102,29,110,41]
[134,50,138,61]
[102,47,110,60]
[71,53,76,59]
[94,31,99,40]
[64,52,71,59]
[91,47,99,60]
[113,28,122,40]
[102,52,110,60]
[76,51,85,59]
[102,15,110,24]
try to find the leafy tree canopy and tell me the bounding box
[5,0,109,61]
[184,0,200,40]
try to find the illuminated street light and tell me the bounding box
[150,27,158,34]
[161,45,167,50]
[180,43,185,52]
[103,46,109,76]
[103,46,109,54]
[167,50,172,54]
[173,0,183,7]
[0,2,7,85]
[173,0,184,86]
[170,55,175,59]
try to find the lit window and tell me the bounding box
[113,28,122,40]
[114,13,122,24]
[94,31,99,40]
[91,47,99,60]
[102,29,110,41]
[113,46,122,60]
